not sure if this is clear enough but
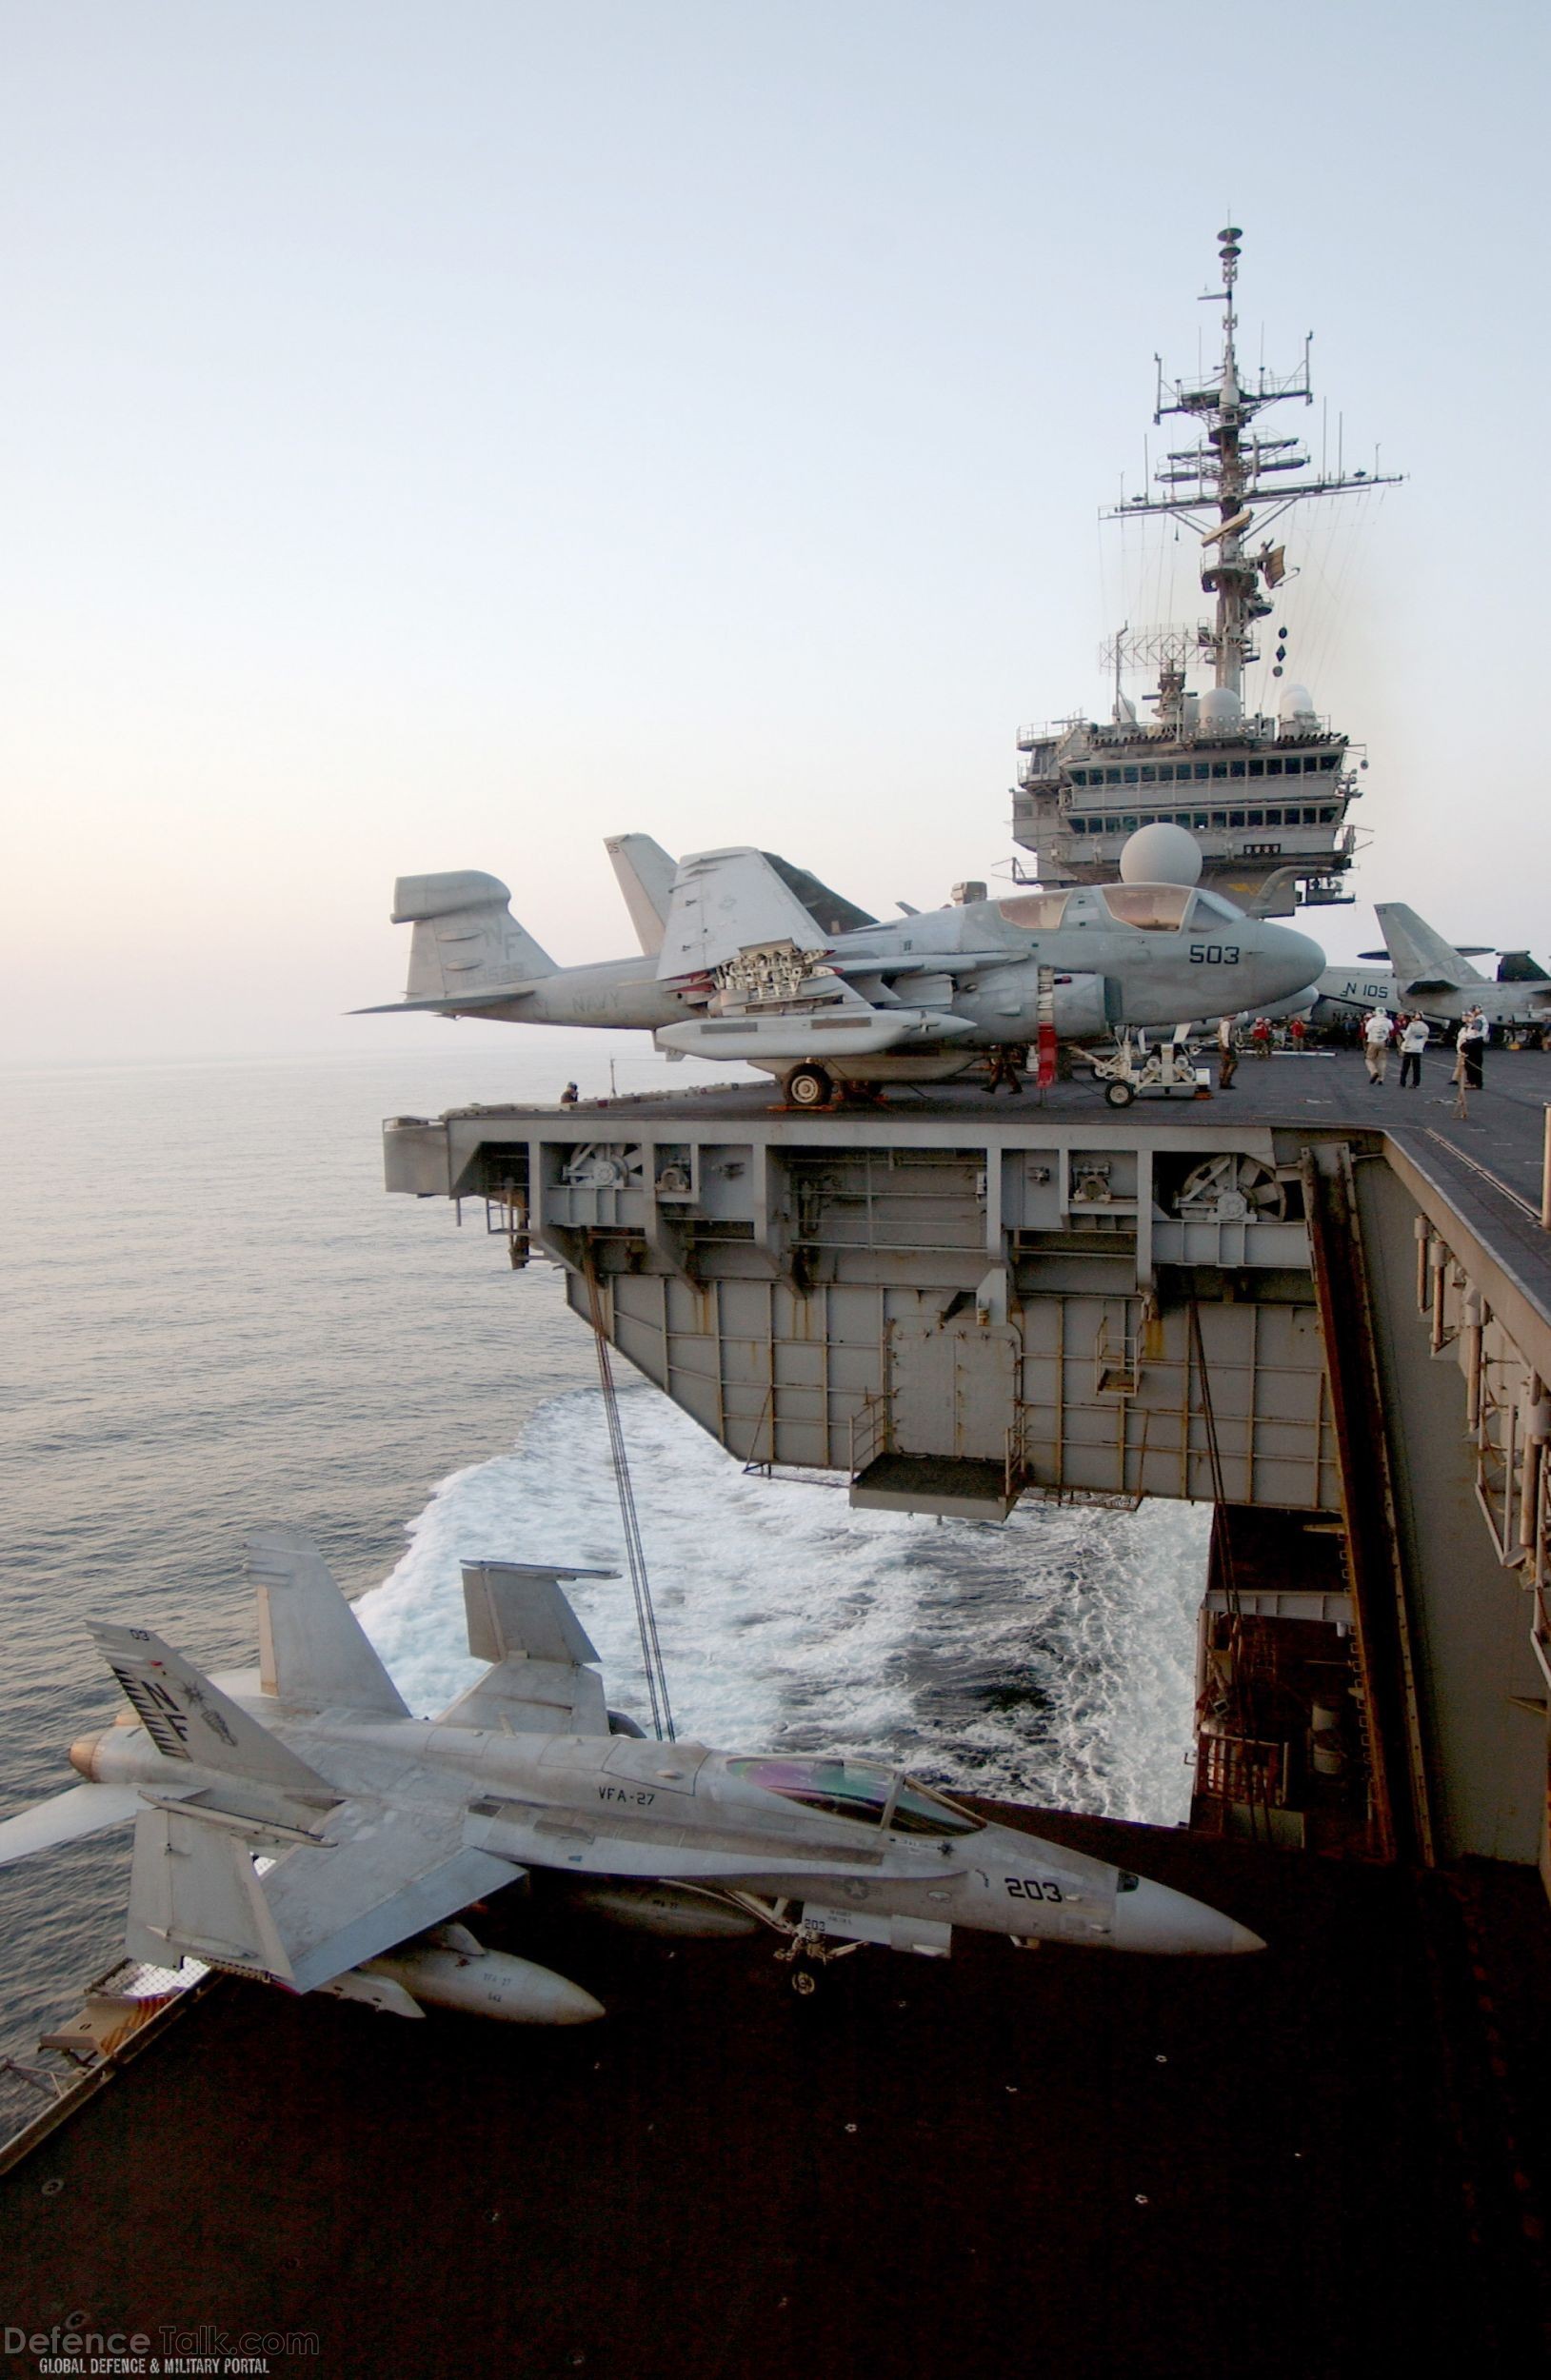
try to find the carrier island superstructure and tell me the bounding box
[1012,227,1400,917]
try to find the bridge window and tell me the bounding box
[1101,884,1194,929]
[1249,758,1264,778]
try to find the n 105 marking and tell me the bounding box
[1188,943,1241,965]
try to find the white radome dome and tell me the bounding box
[1279,682,1317,723]
[1119,823,1203,887]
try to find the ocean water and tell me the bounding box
[0,1042,1207,2126]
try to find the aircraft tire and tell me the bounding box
[1104,1080,1136,1108]
[785,1065,833,1109]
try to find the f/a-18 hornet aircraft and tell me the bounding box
[0,1531,1262,2025]
[363,824,1323,1108]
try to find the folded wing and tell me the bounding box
[437,1560,617,1734]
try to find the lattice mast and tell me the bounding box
[1114,227,1401,699]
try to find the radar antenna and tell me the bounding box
[1109,227,1402,697]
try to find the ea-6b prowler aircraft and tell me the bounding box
[1307,903,1551,1040]
[0,1531,1262,2025]
[365,824,1324,1107]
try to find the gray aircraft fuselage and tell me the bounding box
[824,883,1323,1041]
[380,872,1325,1056]
[74,1685,1261,1962]
[6,1540,1263,2025]
[1308,966,1550,1035]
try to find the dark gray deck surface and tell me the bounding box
[2,1804,1547,2379]
[452,1046,1551,1194]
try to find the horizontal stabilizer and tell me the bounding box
[606,834,679,955]
[389,870,556,1007]
[246,1528,408,1716]
[350,987,540,1015]
[656,848,829,981]
[1375,903,1487,995]
[0,1781,144,1869]
[89,1622,336,1803]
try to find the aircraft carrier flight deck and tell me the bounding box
[5,1051,1551,2375]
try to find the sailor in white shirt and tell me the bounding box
[1399,1014,1429,1088]
[1362,1009,1394,1084]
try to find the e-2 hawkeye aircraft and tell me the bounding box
[0,1530,1262,2025]
[1305,903,1551,1041]
[363,823,1323,1108]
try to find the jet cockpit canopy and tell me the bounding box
[727,1756,984,1835]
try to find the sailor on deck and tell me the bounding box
[1362,1009,1393,1085]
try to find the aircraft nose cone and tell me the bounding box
[1110,1877,1265,1955]
[1270,927,1326,998]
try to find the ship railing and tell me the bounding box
[1195,1733,1292,1809]
[848,1391,894,1481]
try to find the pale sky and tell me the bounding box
[4,0,1547,1062]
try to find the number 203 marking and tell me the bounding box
[1005,1877,1064,1902]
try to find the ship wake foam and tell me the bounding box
[357,1386,1209,1824]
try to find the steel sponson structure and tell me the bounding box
[387,1089,1551,1886]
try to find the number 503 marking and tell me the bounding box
[1188,943,1241,964]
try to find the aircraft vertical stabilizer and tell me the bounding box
[246,1528,409,1716]
[391,872,556,1003]
[87,1622,335,1800]
[606,835,678,955]
[1375,904,1488,995]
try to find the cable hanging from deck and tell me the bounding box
[584,1250,675,1742]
